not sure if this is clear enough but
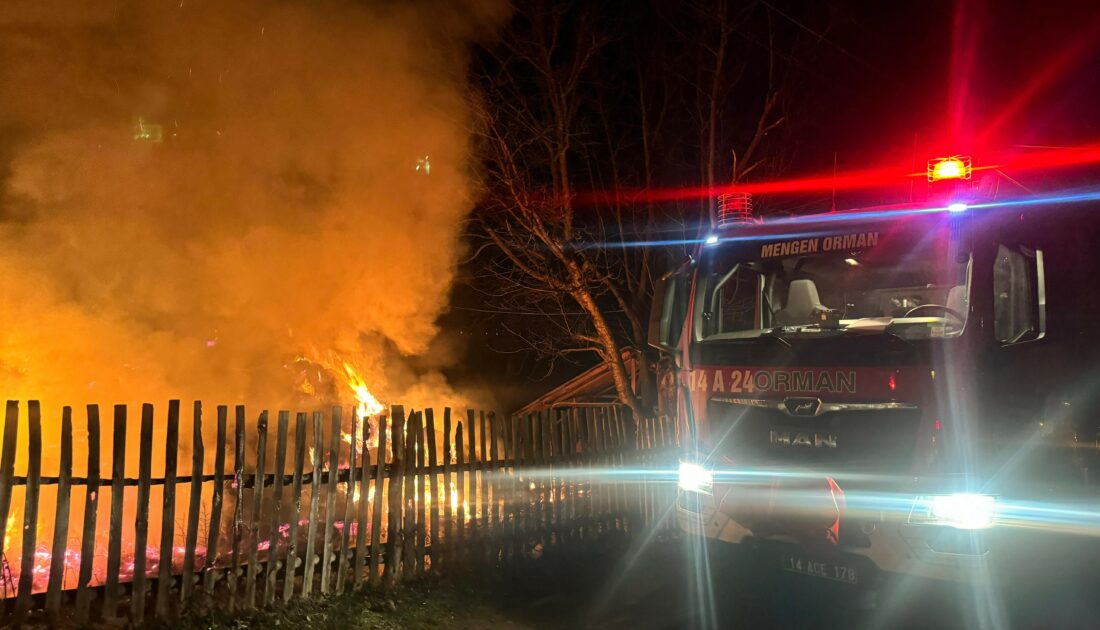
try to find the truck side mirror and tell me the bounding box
[648,257,693,353]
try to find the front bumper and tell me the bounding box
[677,488,995,584]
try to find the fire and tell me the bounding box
[341,361,385,418]
[3,513,14,548]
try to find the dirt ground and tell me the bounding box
[170,527,1100,630]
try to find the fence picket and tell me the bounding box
[479,411,489,532]
[551,411,563,536]
[384,406,405,584]
[283,413,307,602]
[228,407,247,609]
[402,411,418,579]
[504,412,516,569]
[75,404,100,622]
[441,409,453,568]
[0,401,17,609]
[455,421,465,559]
[131,403,155,624]
[426,409,439,572]
[415,413,427,575]
[320,407,341,593]
[598,408,611,519]
[368,413,387,585]
[14,401,42,623]
[355,413,370,583]
[488,412,500,549]
[156,400,181,618]
[466,410,477,541]
[563,410,575,532]
[203,406,228,596]
[104,405,127,618]
[265,411,289,605]
[45,406,73,619]
[302,411,323,597]
[336,410,356,589]
[181,402,204,605]
[541,411,553,535]
[244,411,268,609]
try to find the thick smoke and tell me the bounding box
[0,0,505,411]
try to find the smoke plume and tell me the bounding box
[0,0,505,411]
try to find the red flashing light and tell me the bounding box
[934,419,942,431]
[928,156,972,182]
[888,373,897,391]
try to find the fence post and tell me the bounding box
[203,406,228,596]
[75,404,100,622]
[131,403,155,624]
[454,421,465,562]
[561,410,572,530]
[336,409,357,590]
[45,406,73,620]
[441,409,453,569]
[104,405,127,619]
[244,410,268,609]
[229,406,246,610]
[302,411,323,597]
[265,411,289,605]
[156,400,181,618]
[181,402,205,606]
[425,409,439,573]
[488,412,500,555]
[541,410,554,538]
[402,412,418,579]
[466,410,478,544]
[414,413,427,574]
[368,413,388,586]
[283,413,307,602]
[355,412,370,584]
[505,412,517,569]
[479,411,489,534]
[14,401,42,623]
[320,407,341,594]
[0,401,17,609]
[384,406,406,584]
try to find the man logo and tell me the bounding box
[783,397,822,417]
[770,430,838,449]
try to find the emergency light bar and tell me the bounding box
[716,192,755,229]
[927,156,972,182]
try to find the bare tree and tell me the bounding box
[469,1,811,416]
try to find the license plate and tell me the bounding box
[779,553,859,584]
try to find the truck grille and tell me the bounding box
[708,400,923,474]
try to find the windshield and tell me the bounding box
[694,230,971,341]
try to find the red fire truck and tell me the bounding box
[648,156,1100,595]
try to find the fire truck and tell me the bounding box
[648,156,1100,595]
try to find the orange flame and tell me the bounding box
[341,362,385,418]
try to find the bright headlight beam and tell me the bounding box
[678,461,713,493]
[915,493,997,530]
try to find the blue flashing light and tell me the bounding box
[947,202,968,213]
[704,233,719,245]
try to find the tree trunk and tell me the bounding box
[570,287,644,421]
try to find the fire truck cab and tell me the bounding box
[649,174,1100,590]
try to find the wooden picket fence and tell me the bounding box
[0,400,678,626]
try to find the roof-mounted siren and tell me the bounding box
[716,192,755,229]
[927,155,974,211]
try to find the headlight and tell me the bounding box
[911,493,997,529]
[678,461,713,494]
